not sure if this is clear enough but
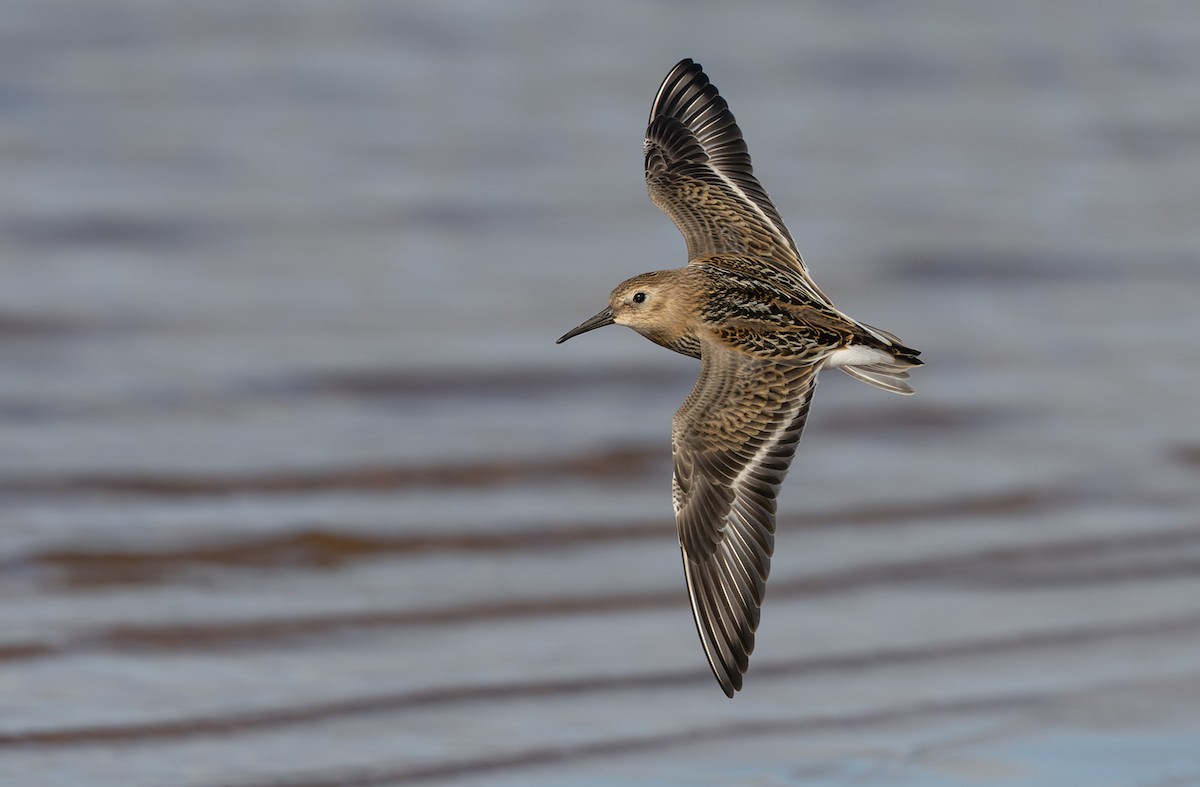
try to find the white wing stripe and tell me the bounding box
[727,377,809,502]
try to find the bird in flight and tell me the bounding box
[557,59,921,697]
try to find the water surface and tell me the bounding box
[2,1,1200,785]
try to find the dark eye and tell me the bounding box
[632,292,646,304]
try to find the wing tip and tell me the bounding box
[682,548,756,699]
[651,58,715,121]
[712,651,746,698]
[665,57,701,84]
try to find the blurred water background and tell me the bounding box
[3,1,1200,785]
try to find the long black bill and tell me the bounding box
[556,307,615,344]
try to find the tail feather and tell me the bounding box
[841,362,917,394]
[839,328,922,395]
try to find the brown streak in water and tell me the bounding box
[1170,444,1200,468]
[34,526,655,586]
[0,642,57,661]
[0,314,96,338]
[3,213,220,251]
[32,486,1064,588]
[3,445,663,497]
[972,555,1200,588]
[2,613,1198,751]
[6,523,1200,662]
[295,365,692,400]
[885,250,1198,285]
[4,397,1011,496]
[818,402,1025,436]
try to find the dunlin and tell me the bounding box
[557,59,921,697]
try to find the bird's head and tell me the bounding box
[556,270,690,347]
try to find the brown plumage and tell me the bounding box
[557,59,921,697]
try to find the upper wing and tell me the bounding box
[672,341,821,696]
[645,59,830,303]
